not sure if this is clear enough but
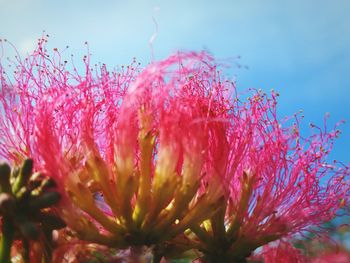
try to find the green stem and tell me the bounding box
[22,239,30,263]
[152,250,162,263]
[41,228,53,263]
[0,218,15,263]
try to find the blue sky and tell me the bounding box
[1,0,349,163]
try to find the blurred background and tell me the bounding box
[0,0,349,163]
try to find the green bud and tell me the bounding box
[39,213,66,230]
[28,179,42,191]
[0,162,11,193]
[41,177,56,189]
[19,221,39,240]
[28,173,57,196]
[15,187,31,202]
[21,159,34,179]
[0,193,15,215]
[29,191,61,209]
[13,159,33,194]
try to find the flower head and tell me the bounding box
[0,39,231,254]
[0,38,349,262]
[189,90,350,261]
[258,241,307,263]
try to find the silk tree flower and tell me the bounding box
[256,241,350,263]
[258,241,307,263]
[311,251,350,263]
[53,51,227,253]
[0,38,230,260]
[1,38,349,263]
[188,90,350,262]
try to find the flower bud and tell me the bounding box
[39,213,66,230]
[0,193,15,215]
[29,191,61,209]
[13,159,33,194]
[0,162,11,193]
[19,221,39,240]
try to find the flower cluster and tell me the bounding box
[188,89,349,262]
[0,37,349,262]
[0,160,64,262]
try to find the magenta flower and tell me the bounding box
[311,251,350,263]
[256,241,350,263]
[189,90,349,261]
[1,39,230,260]
[258,241,307,263]
[0,38,349,262]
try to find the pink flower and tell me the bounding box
[311,251,350,263]
[190,90,350,261]
[258,240,350,263]
[0,39,230,253]
[0,38,349,261]
[259,241,307,263]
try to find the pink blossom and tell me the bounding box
[0,38,349,261]
[259,241,307,263]
[0,39,230,252]
[311,251,350,263]
[190,89,350,261]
